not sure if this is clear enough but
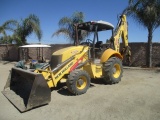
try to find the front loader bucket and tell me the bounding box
[2,67,51,112]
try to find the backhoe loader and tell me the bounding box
[2,14,131,112]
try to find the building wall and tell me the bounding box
[128,43,160,67]
[0,43,160,67]
[0,44,19,61]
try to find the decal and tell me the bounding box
[55,62,73,79]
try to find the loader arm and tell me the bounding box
[112,14,131,63]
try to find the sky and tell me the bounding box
[0,0,160,44]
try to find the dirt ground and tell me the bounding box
[0,61,160,120]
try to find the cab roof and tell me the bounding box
[77,20,114,32]
[20,44,51,48]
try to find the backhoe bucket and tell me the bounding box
[2,67,51,112]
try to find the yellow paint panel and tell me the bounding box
[83,64,102,78]
[52,46,89,63]
[100,48,122,63]
[47,80,54,88]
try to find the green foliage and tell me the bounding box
[0,14,42,46]
[0,20,17,44]
[126,0,160,31]
[13,14,42,45]
[52,11,89,43]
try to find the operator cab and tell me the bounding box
[76,20,114,60]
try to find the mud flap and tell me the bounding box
[1,67,51,112]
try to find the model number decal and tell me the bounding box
[55,62,73,79]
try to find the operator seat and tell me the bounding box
[95,41,103,58]
[95,41,103,49]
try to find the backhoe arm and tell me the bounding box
[112,14,131,64]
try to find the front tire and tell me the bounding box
[102,57,123,84]
[67,69,91,95]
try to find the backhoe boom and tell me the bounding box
[112,14,131,64]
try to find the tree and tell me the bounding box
[52,11,89,44]
[0,20,17,44]
[12,14,42,45]
[124,0,160,67]
[0,20,18,59]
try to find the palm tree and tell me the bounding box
[0,20,17,44]
[12,14,42,45]
[0,20,18,59]
[52,11,89,44]
[124,0,160,67]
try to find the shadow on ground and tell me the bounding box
[156,69,160,73]
[51,78,107,96]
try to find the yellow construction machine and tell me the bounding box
[2,14,131,112]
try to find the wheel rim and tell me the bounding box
[112,63,121,78]
[76,76,87,90]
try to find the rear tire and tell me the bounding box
[102,57,123,84]
[67,69,91,95]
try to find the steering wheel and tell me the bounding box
[80,39,93,46]
[86,39,93,44]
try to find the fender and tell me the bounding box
[100,48,123,63]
